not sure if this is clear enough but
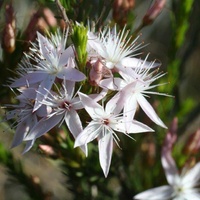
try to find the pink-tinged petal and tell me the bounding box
[161,118,179,185]
[57,67,86,81]
[136,94,167,128]
[133,185,173,200]
[33,74,55,111]
[78,92,105,118]
[65,110,87,155]
[58,46,74,67]
[182,162,200,188]
[74,122,102,153]
[127,120,154,134]
[88,89,108,102]
[98,131,113,177]
[22,139,35,154]
[10,72,47,88]
[24,114,64,140]
[100,78,126,91]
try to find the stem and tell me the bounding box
[55,0,70,26]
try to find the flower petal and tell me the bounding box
[133,185,173,200]
[58,46,74,67]
[98,131,113,177]
[136,94,167,128]
[65,110,87,155]
[10,72,47,88]
[182,162,200,188]
[57,66,86,81]
[33,74,55,111]
[100,77,126,91]
[24,114,64,140]
[78,92,105,118]
[127,120,154,134]
[74,122,102,155]
[22,139,35,154]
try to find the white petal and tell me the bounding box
[182,162,200,188]
[74,122,102,151]
[11,114,37,148]
[22,139,35,154]
[133,185,173,200]
[98,131,113,177]
[57,67,86,81]
[78,92,105,118]
[10,72,47,88]
[161,151,179,186]
[105,89,129,115]
[37,32,54,63]
[182,192,200,200]
[127,120,154,134]
[58,46,74,67]
[123,95,138,132]
[65,110,87,155]
[100,78,126,91]
[121,57,143,68]
[136,94,167,128]
[88,89,108,102]
[24,114,64,140]
[121,57,160,68]
[33,74,55,111]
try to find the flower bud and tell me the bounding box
[2,3,16,53]
[89,59,104,86]
[143,0,166,26]
[113,0,135,27]
[24,10,40,44]
[183,129,200,155]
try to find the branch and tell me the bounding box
[55,0,70,26]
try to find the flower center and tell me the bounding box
[102,118,109,125]
[59,100,72,111]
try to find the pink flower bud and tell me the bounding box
[89,59,104,86]
[2,3,16,53]
[24,10,40,43]
[43,8,57,27]
[39,144,56,156]
[113,0,135,27]
[143,0,166,26]
[183,129,200,155]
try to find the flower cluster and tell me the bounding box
[5,24,167,177]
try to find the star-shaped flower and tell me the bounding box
[100,55,168,131]
[24,80,87,154]
[134,119,200,200]
[75,92,153,177]
[10,29,86,111]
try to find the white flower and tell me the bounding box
[87,25,154,72]
[133,125,200,200]
[24,80,87,154]
[100,55,168,131]
[5,87,50,153]
[75,92,153,177]
[10,29,86,111]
